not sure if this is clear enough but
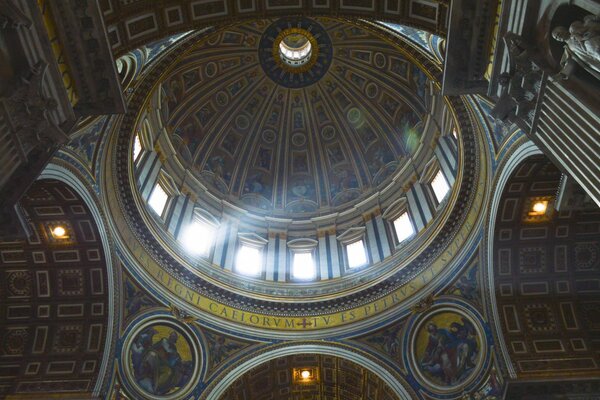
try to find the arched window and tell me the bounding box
[337,227,369,271]
[393,211,415,243]
[383,197,416,247]
[236,245,262,276]
[431,169,450,204]
[235,233,268,277]
[288,238,318,280]
[133,134,143,162]
[148,182,169,218]
[292,252,316,280]
[179,208,219,256]
[346,239,368,269]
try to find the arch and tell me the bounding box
[201,342,416,400]
[115,52,140,91]
[0,172,116,397]
[39,162,121,396]
[486,140,600,380]
[484,139,542,379]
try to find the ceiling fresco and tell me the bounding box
[159,18,430,217]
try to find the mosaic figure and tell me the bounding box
[129,325,195,396]
[416,312,480,387]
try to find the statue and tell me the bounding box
[1,61,69,158]
[552,15,600,80]
[491,33,542,128]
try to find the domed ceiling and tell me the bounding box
[159,18,430,217]
[108,14,487,337]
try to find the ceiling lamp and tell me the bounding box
[293,367,318,384]
[51,226,67,238]
[532,201,548,214]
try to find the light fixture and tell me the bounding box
[532,201,547,214]
[293,367,318,384]
[52,226,67,238]
[181,222,213,256]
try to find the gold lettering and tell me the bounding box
[174,283,183,296]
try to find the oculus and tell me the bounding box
[274,28,317,71]
[259,18,332,88]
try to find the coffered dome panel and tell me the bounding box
[160,18,430,218]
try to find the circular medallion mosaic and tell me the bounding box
[259,18,332,88]
[409,306,485,393]
[123,318,200,399]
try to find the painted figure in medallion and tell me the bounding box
[417,314,479,387]
[130,325,194,395]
